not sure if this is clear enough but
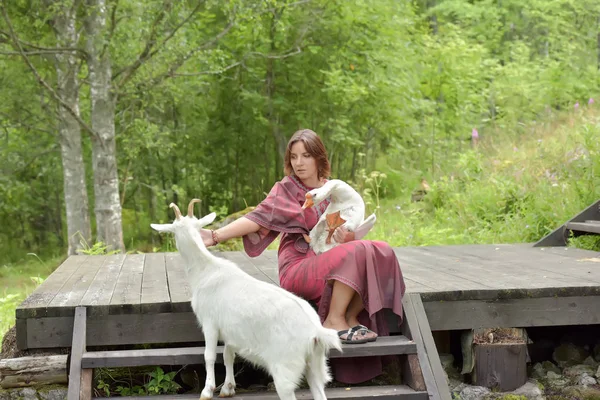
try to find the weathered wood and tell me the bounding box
[400,295,429,393]
[109,254,145,314]
[16,256,88,318]
[24,312,204,349]
[141,253,170,313]
[411,294,451,400]
[47,256,106,316]
[219,251,274,283]
[423,295,600,331]
[535,199,600,247]
[0,355,67,388]
[566,221,600,234]
[79,254,126,316]
[165,253,192,313]
[80,368,93,400]
[473,343,528,391]
[94,385,428,399]
[81,336,417,368]
[67,306,87,400]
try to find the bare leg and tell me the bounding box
[345,292,377,340]
[322,280,367,342]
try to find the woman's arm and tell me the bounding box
[201,216,261,247]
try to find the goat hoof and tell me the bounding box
[200,388,214,400]
[219,383,236,397]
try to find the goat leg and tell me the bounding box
[200,325,219,400]
[219,344,236,398]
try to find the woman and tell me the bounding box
[200,129,406,384]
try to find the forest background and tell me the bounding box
[2,0,600,338]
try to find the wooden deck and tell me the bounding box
[15,244,600,350]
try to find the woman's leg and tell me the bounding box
[345,293,377,340]
[322,280,366,342]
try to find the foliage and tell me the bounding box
[95,367,181,397]
[1,0,600,261]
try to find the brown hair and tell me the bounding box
[284,129,331,179]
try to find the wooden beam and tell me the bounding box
[92,385,428,400]
[67,306,87,400]
[423,296,600,331]
[81,336,417,369]
[411,294,452,400]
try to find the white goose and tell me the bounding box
[302,179,377,254]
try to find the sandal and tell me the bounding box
[351,324,378,342]
[337,327,370,344]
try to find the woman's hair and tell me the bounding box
[284,129,331,179]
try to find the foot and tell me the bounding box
[349,324,378,342]
[336,326,370,344]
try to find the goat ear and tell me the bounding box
[151,223,175,233]
[197,212,217,228]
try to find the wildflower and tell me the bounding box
[575,102,580,110]
[589,98,594,105]
[472,128,479,139]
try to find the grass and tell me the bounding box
[0,255,64,344]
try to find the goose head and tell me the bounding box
[302,179,340,209]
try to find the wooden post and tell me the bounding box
[473,343,527,391]
[68,307,91,400]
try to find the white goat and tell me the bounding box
[151,200,342,400]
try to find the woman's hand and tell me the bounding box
[331,226,355,243]
[200,228,216,247]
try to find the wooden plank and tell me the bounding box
[241,252,278,284]
[471,245,600,285]
[423,295,600,331]
[568,221,600,234]
[80,368,93,400]
[535,199,600,247]
[79,255,126,316]
[422,245,595,288]
[394,248,495,291]
[402,294,435,395]
[67,307,87,400]
[165,253,192,313]
[24,312,204,349]
[95,385,428,400]
[219,251,274,283]
[260,250,281,285]
[47,256,107,317]
[81,335,416,368]
[15,318,28,350]
[141,253,171,313]
[16,256,88,318]
[109,254,145,314]
[411,294,452,400]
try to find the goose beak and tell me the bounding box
[302,193,314,209]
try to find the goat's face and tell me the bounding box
[150,199,216,249]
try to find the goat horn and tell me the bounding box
[169,203,183,220]
[188,198,201,217]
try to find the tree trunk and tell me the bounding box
[54,1,92,255]
[85,0,125,253]
[266,11,286,175]
[0,355,68,388]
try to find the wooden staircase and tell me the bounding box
[67,294,451,400]
[535,199,600,247]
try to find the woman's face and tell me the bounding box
[290,141,318,182]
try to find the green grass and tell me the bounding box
[0,255,64,344]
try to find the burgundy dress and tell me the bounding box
[243,175,406,384]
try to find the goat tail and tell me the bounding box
[314,326,343,354]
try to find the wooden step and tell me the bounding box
[82,335,417,369]
[566,221,600,234]
[94,385,428,399]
